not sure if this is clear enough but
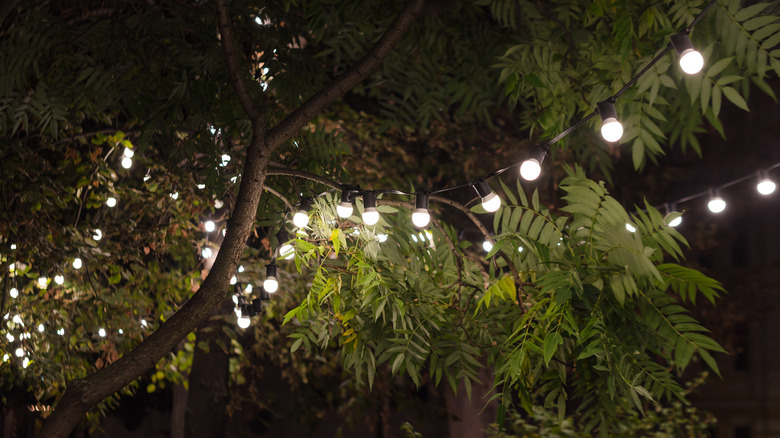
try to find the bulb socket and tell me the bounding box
[276,230,289,247]
[259,287,271,301]
[597,100,617,122]
[265,263,277,278]
[363,191,377,209]
[298,197,313,212]
[670,33,694,55]
[415,192,429,210]
[252,298,263,313]
[474,180,493,198]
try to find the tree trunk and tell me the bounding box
[185,299,232,438]
[444,367,497,438]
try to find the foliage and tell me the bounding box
[0,0,776,434]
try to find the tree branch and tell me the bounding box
[264,0,426,150]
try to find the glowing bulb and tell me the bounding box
[73,258,83,269]
[106,197,117,207]
[22,357,29,368]
[93,229,103,241]
[337,203,353,218]
[118,329,124,334]
[263,277,278,293]
[8,263,14,272]
[15,348,24,358]
[10,244,16,250]
[230,276,237,285]
[54,275,65,285]
[37,277,48,288]
[667,215,682,227]
[98,328,106,337]
[245,284,253,293]
[708,197,726,213]
[625,223,636,233]
[411,210,430,228]
[600,118,623,142]
[482,240,493,252]
[238,265,245,273]
[362,208,380,226]
[2,354,7,362]
[520,159,542,181]
[757,179,776,196]
[13,315,23,325]
[214,199,223,209]
[220,154,231,167]
[169,192,179,200]
[679,49,704,74]
[37,323,44,332]
[57,328,65,336]
[6,333,14,342]
[377,234,388,243]
[293,211,310,228]
[204,220,216,232]
[482,192,502,212]
[201,247,213,259]
[9,288,18,298]
[280,243,294,260]
[237,316,251,329]
[232,295,239,305]
[123,147,134,158]
[197,184,206,189]
[121,157,133,169]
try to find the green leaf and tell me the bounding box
[722,86,749,111]
[543,332,562,365]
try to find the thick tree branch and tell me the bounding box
[265,0,426,150]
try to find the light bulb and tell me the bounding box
[93,229,103,241]
[37,323,44,332]
[264,264,279,292]
[197,184,206,189]
[106,197,117,207]
[237,316,251,329]
[412,193,431,228]
[22,357,29,368]
[520,159,542,181]
[6,333,13,342]
[73,258,83,269]
[10,244,16,250]
[8,263,14,272]
[708,197,726,213]
[12,315,23,325]
[220,154,231,167]
[600,118,623,142]
[280,243,294,260]
[377,234,388,243]
[411,210,430,228]
[201,247,213,259]
[293,211,309,228]
[757,179,776,196]
[169,192,179,200]
[121,157,133,169]
[118,329,124,334]
[245,284,253,293]
[57,328,65,336]
[15,348,24,358]
[666,215,682,228]
[98,328,106,337]
[482,193,502,212]
[37,277,48,288]
[482,240,493,252]
[230,276,237,285]
[362,208,380,225]
[54,275,65,285]
[337,203,353,218]
[9,288,18,298]
[238,265,245,273]
[625,223,636,233]
[679,49,704,74]
[204,220,216,232]
[123,147,134,158]
[263,277,278,293]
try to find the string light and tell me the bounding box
[277,231,294,259]
[220,154,231,167]
[482,240,493,252]
[72,258,82,269]
[121,157,133,169]
[204,220,216,232]
[37,277,47,288]
[98,328,106,337]
[92,229,103,241]
[263,263,279,293]
[411,193,431,228]
[362,192,380,226]
[473,180,501,212]
[707,190,726,213]
[230,275,237,285]
[9,288,18,298]
[337,189,354,218]
[15,348,24,358]
[670,33,704,75]
[37,324,44,332]
[597,100,623,143]
[201,247,213,259]
[756,170,776,195]
[54,275,65,285]
[106,197,117,208]
[625,223,637,233]
[237,316,251,328]
[293,197,313,228]
[123,147,134,158]
[520,146,547,181]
